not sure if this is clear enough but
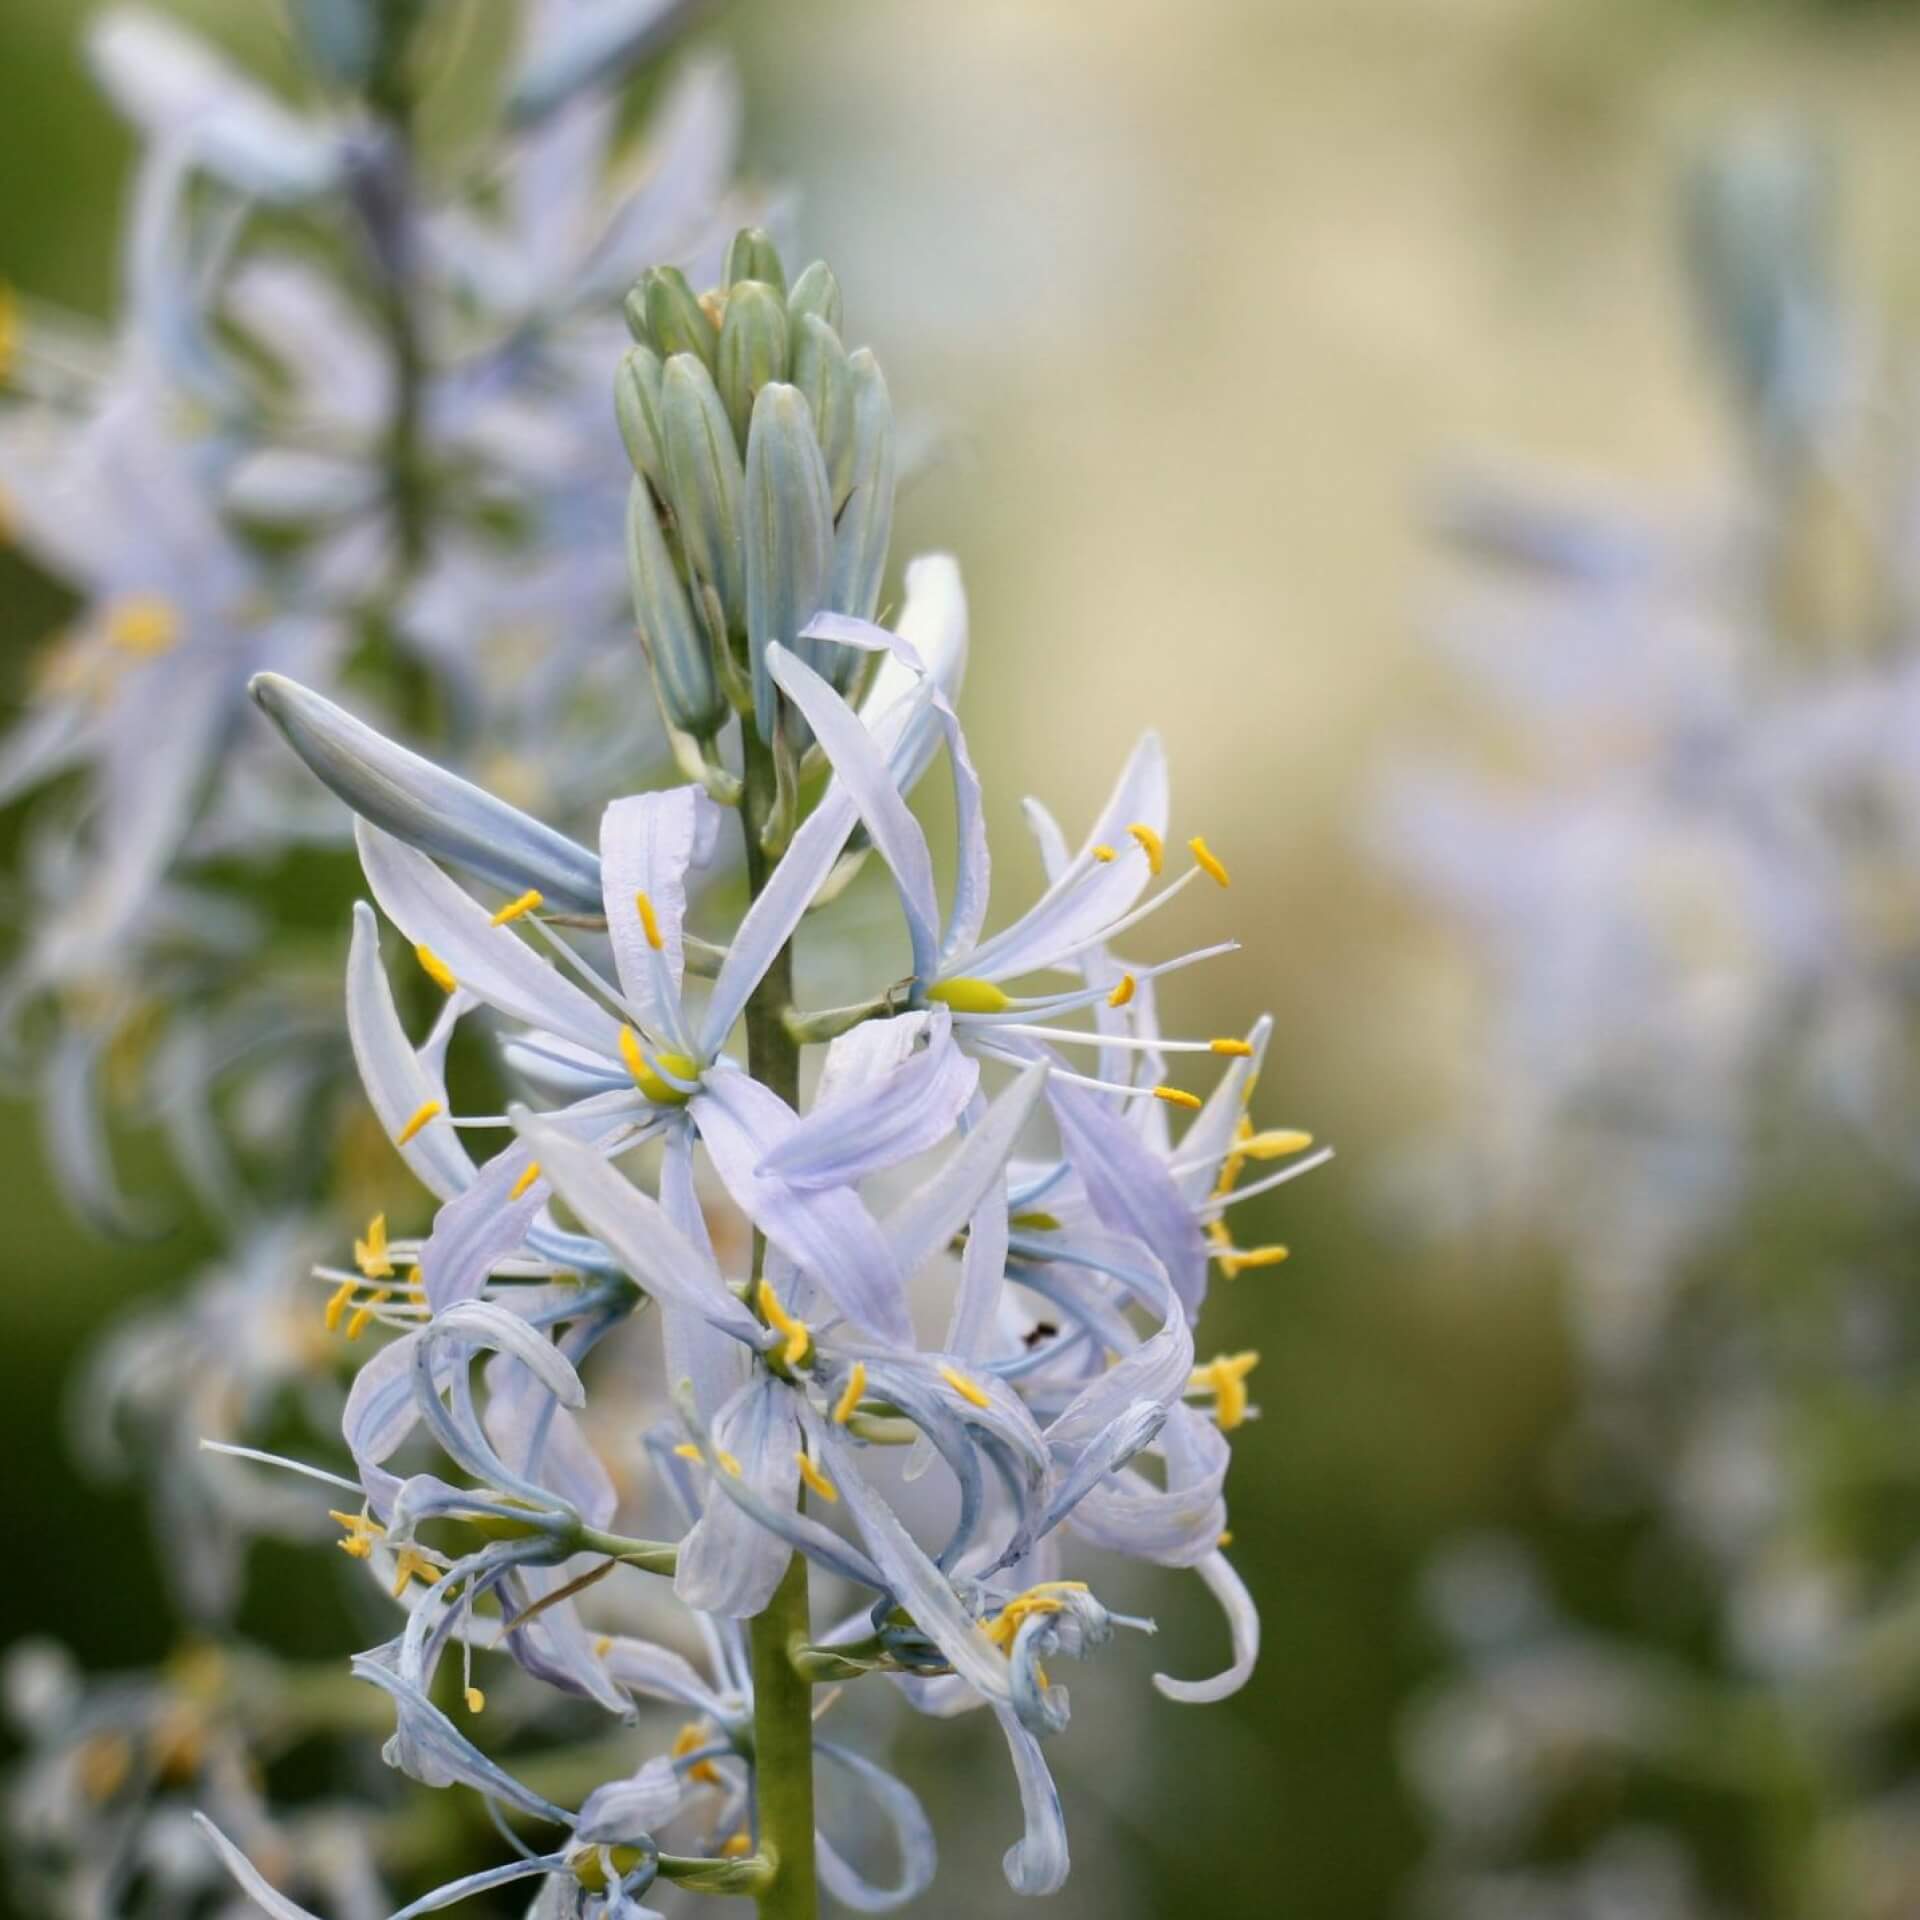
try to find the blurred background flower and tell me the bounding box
[10,0,1920,1915]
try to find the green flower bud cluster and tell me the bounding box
[618,228,895,751]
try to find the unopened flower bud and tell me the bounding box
[717,281,789,452]
[822,351,894,693]
[786,260,844,338]
[724,227,787,299]
[615,346,668,489]
[744,383,834,741]
[661,353,747,634]
[627,480,725,741]
[791,314,856,511]
[634,265,717,370]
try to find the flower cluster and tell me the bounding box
[1385,130,1920,1918]
[206,334,1320,1902]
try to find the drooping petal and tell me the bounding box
[992,1705,1071,1896]
[358,820,624,1057]
[1066,1406,1228,1568]
[674,1374,802,1617]
[657,1126,749,1422]
[253,674,604,911]
[1152,1548,1259,1705]
[815,1741,938,1912]
[691,1067,910,1344]
[756,1010,978,1189]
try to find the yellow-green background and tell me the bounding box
[7,0,1920,1912]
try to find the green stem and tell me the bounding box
[740,720,818,1919]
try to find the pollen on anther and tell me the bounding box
[508,1161,543,1201]
[345,1290,390,1340]
[323,1276,356,1334]
[465,1686,486,1714]
[634,889,665,950]
[1152,1085,1203,1111]
[832,1361,868,1425]
[489,889,543,927]
[1107,973,1136,1009]
[1091,843,1116,863]
[1128,823,1165,874]
[1210,1037,1254,1057]
[1188,835,1231,887]
[795,1450,839,1502]
[396,1099,441,1145]
[414,944,457,993]
[938,1363,992,1409]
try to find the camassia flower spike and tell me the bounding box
[196,225,1321,1917]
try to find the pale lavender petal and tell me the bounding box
[757,1011,978,1189]
[815,1742,937,1912]
[1152,1548,1259,1705]
[692,1067,909,1344]
[992,1705,1070,1896]
[358,819,623,1056]
[674,1375,801,1617]
[599,785,723,1034]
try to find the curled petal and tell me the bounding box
[815,1741,938,1912]
[1152,1548,1259,1705]
[993,1705,1070,1896]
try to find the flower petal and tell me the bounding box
[757,1010,978,1189]
[674,1375,802,1616]
[599,785,723,1039]
[254,674,604,911]
[1152,1548,1259,1705]
[815,1741,938,1912]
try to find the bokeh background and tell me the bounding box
[8,0,1920,1913]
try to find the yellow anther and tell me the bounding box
[1107,972,1136,1009]
[490,889,543,926]
[508,1161,543,1201]
[1153,1085,1202,1111]
[673,1722,722,1786]
[1219,1244,1289,1279]
[795,1450,839,1502]
[722,1831,753,1859]
[1190,1351,1260,1430]
[330,1510,384,1561]
[832,1362,868,1426]
[634,889,665,950]
[618,1026,697,1105]
[980,1580,1090,1653]
[1210,1037,1253,1057]
[396,1099,441,1145]
[323,1276,357,1334]
[1218,1530,1234,1549]
[414,943,457,993]
[928,976,1013,1015]
[594,1635,614,1658]
[390,1547,441,1598]
[1128,823,1164,874]
[673,1442,742,1476]
[104,593,181,657]
[0,284,18,384]
[1244,1128,1314,1159]
[756,1278,812,1368]
[938,1364,992,1409]
[345,1289,390,1340]
[1091,844,1116,863]
[1188,836,1231,887]
[354,1213,394,1280]
[465,1686,486,1714]
[1009,1210,1061,1233]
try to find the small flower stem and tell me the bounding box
[740,718,819,1920]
